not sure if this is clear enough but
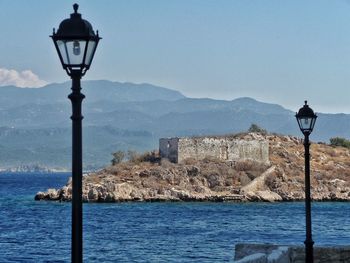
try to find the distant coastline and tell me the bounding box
[0,164,104,174]
[0,165,69,173]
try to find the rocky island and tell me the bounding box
[35,133,350,202]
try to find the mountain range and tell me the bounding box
[0,80,348,170]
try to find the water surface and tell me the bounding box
[0,173,349,262]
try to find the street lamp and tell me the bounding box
[51,4,101,263]
[295,101,317,263]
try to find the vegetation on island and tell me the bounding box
[111,150,160,166]
[248,124,267,134]
[329,137,350,149]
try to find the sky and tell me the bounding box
[0,0,350,113]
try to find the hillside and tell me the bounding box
[35,133,350,202]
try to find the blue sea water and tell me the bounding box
[0,173,349,262]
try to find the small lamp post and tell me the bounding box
[295,101,317,263]
[51,4,101,263]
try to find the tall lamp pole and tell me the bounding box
[295,101,317,263]
[51,4,101,263]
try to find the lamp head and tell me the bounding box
[51,4,101,76]
[295,100,317,136]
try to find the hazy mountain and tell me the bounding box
[0,126,156,170]
[0,80,185,109]
[0,80,348,170]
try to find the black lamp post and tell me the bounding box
[51,4,101,263]
[295,101,317,263]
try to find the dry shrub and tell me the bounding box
[224,178,235,186]
[342,169,350,179]
[202,155,224,163]
[234,160,268,172]
[111,151,125,165]
[246,171,262,180]
[200,163,220,177]
[107,165,120,175]
[186,166,200,177]
[160,158,174,168]
[234,160,251,171]
[183,157,198,165]
[265,174,276,189]
[323,147,337,157]
[128,150,160,164]
[295,176,304,184]
[288,169,302,179]
[105,161,134,176]
[323,168,350,182]
[226,168,238,178]
[238,172,251,187]
[139,150,161,163]
[319,172,332,181]
[324,165,334,172]
[84,174,101,183]
[314,173,323,181]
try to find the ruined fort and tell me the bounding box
[159,133,269,164]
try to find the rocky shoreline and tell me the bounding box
[35,134,350,203]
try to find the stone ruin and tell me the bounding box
[159,133,269,164]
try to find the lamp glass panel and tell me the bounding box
[57,40,87,66]
[57,40,69,64]
[310,117,316,130]
[85,40,97,66]
[299,117,313,131]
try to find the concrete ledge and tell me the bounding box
[234,243,350,263]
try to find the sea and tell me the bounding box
[0,173,349,263]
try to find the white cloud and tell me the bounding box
[0,68,48,88]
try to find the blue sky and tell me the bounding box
[0,0,350,113]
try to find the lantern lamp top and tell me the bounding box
[296,101,316,118]
[295,100,317,135]
[52,4,100,40]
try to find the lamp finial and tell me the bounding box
[73,3,79,13]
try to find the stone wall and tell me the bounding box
[159,134,269,164]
